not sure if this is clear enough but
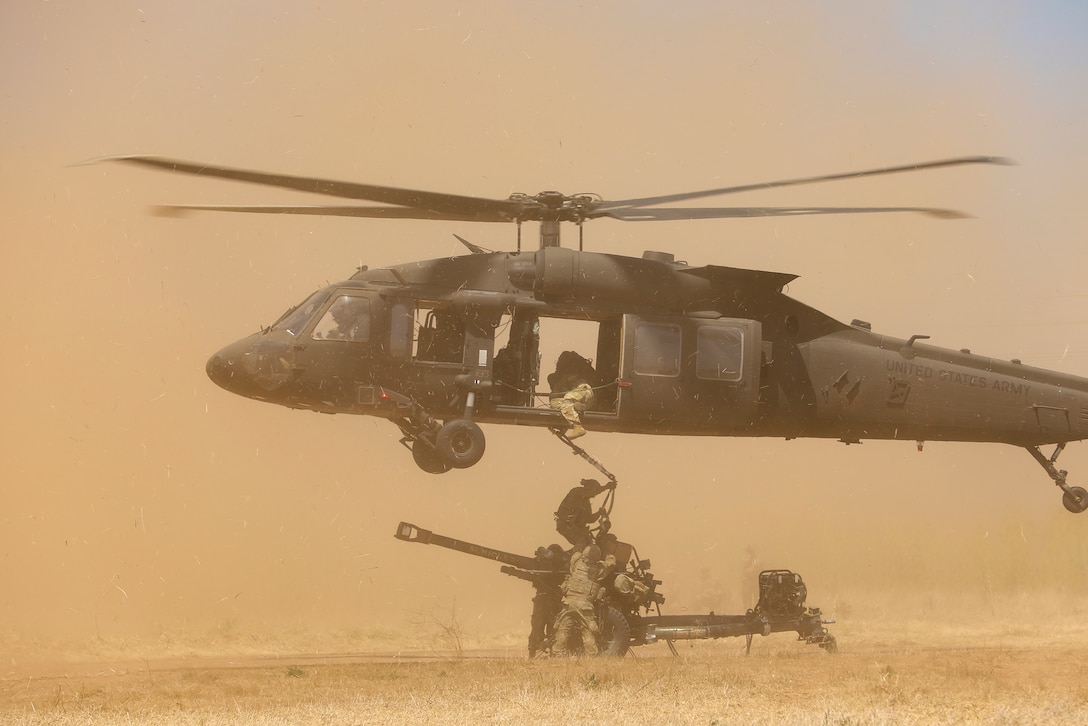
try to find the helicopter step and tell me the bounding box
[1026,443,1088,514]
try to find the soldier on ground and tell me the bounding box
[527,544,566,658]
[555,478,617,549]
[553,543,616,657]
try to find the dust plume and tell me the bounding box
[2,2,1087,661]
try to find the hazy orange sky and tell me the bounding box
[3,2,1088,646]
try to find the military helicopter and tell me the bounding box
[96,155,1088,513]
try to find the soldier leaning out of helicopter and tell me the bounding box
[555,478,617,549]
[547,350,598,440]
[552,543,617,657]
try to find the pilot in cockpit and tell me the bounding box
[325,297,370,341]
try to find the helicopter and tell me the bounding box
[95,154,1088,513]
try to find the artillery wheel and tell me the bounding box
[411,439,451,474]
[436,419,486,469]
[598,605,630,657]
[1063,486,1088,514]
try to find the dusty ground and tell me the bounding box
[5,621,1088,725]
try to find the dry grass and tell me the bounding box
[5,621,1088,725]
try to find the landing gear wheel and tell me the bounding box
[598,605,630,657]
[411,440,451,474]
[435,419,486,469]
[1062,486,1088,514]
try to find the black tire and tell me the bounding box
[412,439,451,474]
[598,605,630,657]
[1063,486,1088,514]
[435,419,486,469]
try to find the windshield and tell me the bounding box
[271,290,329,336]
[312,295,372,342]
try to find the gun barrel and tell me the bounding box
[395,521,548,571]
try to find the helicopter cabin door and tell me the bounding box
[618,315,761,433]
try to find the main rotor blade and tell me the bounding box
[151,204,513,222]
[597,156,1013,211]
[99,155,521,218]
[590,206,970,221]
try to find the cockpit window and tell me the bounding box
[272,291,329,336]
[312,295,372,342]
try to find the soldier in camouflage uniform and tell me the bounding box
[527,544,566,658]
[553,544,616,657]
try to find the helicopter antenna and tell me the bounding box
[452,234,490,255]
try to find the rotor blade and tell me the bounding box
[98,155,522,217]
[597,156,1013,211]
[150,204,513,222]
[589,206,970,221]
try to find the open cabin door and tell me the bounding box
[619,314,761,432]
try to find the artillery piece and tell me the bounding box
[394,521,836,657]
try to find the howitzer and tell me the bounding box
[395,521,836,656]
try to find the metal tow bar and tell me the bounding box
[550,427,618,484]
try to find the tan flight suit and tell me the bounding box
[550,382,595,429]
[547,351,597,438]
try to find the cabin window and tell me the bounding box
[312,295,372,342]
[696,325,744,381]
[632,322,681,377]
[415,307,465,364]
[389,301,414,358]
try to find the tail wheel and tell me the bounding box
[411,439,451,474]
[436,419,486,469]
[598,605,630,657]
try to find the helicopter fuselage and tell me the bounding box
[206,247,1088,451]
[100,153,1087,509]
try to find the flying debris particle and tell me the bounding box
[111,574,129,601]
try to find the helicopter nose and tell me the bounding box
[207,332,294,397]
[206,339,249,393]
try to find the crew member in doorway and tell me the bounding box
[548,351,597,440]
